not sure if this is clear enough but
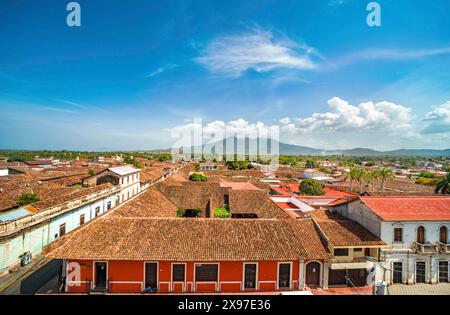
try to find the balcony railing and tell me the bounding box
[413,242,439,254]
[331,257,369,264]
[438,242,450,253]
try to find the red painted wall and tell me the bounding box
[65,259,305,294]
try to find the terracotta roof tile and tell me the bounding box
[311,209,386,247]
[229,190,290,219]
[43,217,331,261]
[359,196,450,221]
[111,186,177,218]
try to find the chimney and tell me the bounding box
[207,198,214,218]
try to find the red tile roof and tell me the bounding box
[270,184,358,198]
[219,181,259,190]
[360,196,450,221]
[43,217,331,261]
[311,209,386,247]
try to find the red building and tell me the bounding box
[44,217,331,293]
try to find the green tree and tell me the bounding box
[225,160,249,170]
[300,179,325,196]
[305,159,317,168]
[435,173,450,194]
[378,168,394,192]
[189,173,208,182]
[18,192,40,206]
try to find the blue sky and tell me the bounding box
[0,0,449,151]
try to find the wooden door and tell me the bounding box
[305,262,320,287]
[145,263,158,289]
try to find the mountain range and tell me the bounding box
[159,137,450,157]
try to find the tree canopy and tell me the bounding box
[189,173,208,182]
[300,179,325,196]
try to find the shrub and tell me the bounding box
[415,177,437,186]
[177,208,201,217]
[419,171,437,179]
[18,192,40,206]
[176,208,186,217]
[300,179,325,196]
[189,173,208,182]
[214,205,231,218]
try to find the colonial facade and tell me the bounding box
[44,217,332,293]
[1,164,180,273]
[0,184,120,272]
[337,197,450,285]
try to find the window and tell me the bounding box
[79,214,85,225]
[278,263,291,289]
[172,264,186,282]
[59,223,66,237]
[195,264,218,282]
[107,201,112,210]
[439,261,449,283]
[394,228,403,242]
[416,261,426,283]
[417,226,425,244]
[393,262,403,284]
[244,263,257,289]
[95,207,100,217]
[440,226,448,244]
[354,248,362,252]
[334,248,349,256]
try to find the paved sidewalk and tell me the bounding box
[311,286,373,295]
[388,283,450,295]
[0,255,49,295]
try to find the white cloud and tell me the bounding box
[145,64,177,78]
[167,118,278,148]
[333,48,450,68]
[422,101,450,134]
[279,97,412,133]
[196,28,318,77]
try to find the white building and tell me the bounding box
[0,184,120,273]
[335,196,450,285]
[303,169,325,179]
[110,165,141,203]
[82,165,141,204]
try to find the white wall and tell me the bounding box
[381,221,450,248]
[0,193,117,272]
[334,201,450,285]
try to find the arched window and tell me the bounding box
[417,226,425,244]
[440,226,448,244]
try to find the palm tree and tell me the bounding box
[366,170,379,191]
[355,168,367,193]
[349,167,366,193]
[378,168,394,192]
[435,172,450,194]
[348,167,359,192]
